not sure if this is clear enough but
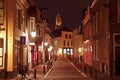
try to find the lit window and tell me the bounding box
[64,49,66,54]
[30,17,36,33]
[0,38,3,66]
[67,49,69,51]
[70,49,73,55]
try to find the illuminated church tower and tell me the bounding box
[55,12,62,29]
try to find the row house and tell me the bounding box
[72,26,83,63]
[82,6,93,75]
[62,30,73,58]
[39,19,51,63]
[52,13,73,58]
[82,0,120,79]
[90,0,110,79]
[52,27,73,58]
[0,0,48,78]
[109,0,120,79]
[82,0,110,79]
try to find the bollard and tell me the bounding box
[43,65,45,73]
[34,68,36,79]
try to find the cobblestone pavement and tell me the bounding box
[44,57,93,80]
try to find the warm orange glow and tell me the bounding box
[58,48,62,56]
[78,48,82,53]
[45,42,48,46]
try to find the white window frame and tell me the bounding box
[30,17,36,33]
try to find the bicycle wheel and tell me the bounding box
[24,70,34,80]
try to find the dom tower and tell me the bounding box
[55,12,62,29]
[52,12,73,58]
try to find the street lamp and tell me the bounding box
[31,30,37,79]
[78,47,82,69]
[44,42,48,62]
[44,42,48,46]
[78,47,83,60]
[43,42,48,73]
[78,47,82,54]
[31,30,36,38]
[48,46,53,60]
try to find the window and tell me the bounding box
[63,49,66,54]
[115,35,120,44]
[96,13,98,33]
[63,40,66,46]
[16,9,21,29]
[0,38,3,67]
[0,0,4,24]
[69,34,71,39]
[118,0,120,22]
[93,16,96,35]
[95,40,98,60]
[21,12,25,32]
[67,40,69,46]
[71,41,72,46]
[65,34,67,39]
[93,13,98,35]
[70,49,73,55]
[30,17,35,33]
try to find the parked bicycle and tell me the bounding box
[18,64,33,80]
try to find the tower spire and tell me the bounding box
[55,12,62,29]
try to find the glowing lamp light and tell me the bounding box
[49,46,53,50]
[58,48,62,55]
[48,46,53,52]
[78,47,82,53]
[31,31,36,37]
[45,42,48,46]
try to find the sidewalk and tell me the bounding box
[13,60,55,80]
[14,58,94,80]
[13,64,45,80]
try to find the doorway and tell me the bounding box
[115,46,120,75]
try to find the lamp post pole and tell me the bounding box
[31,31,37,79]
[43,42,45,73]
[78,47,82,69]
[43,42,48,73]
[33,47,37,79]
[43,25,46,74]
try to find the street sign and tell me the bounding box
[20,36,26,45]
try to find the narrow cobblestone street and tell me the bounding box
[44,57,93,80]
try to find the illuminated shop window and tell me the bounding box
[0,38,3,67]
[63,49,66,54]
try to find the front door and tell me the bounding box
[115,46,120,75]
